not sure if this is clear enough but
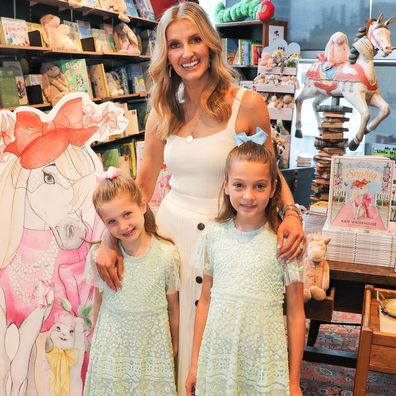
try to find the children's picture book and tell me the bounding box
[91,28,109,52]
[119,141,137,177]
[100,23,115,52]
[26,22,45,47]
[56,59,92,97]
[125,0,139,17]
[328,156,394,231]
[115,66,130,95]
[2,61,28,105]
[88,64,109,98]
[0,67,19,107]
[63,21,82,50]
[125,63,146,93]
[76,20,93,39]
[0,17,29,46]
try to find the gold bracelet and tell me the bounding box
[283,211,303,222]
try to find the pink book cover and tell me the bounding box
[328,156,394,231]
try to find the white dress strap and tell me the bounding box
[226,87,247,131]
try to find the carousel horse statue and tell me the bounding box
[295,13,394,151]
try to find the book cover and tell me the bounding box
[133,0,150,19]
[101,148,120,170]
[125,63,146,93]
[91,28,109,53]
[0,17,29,46]
[125,0,139,17]
[128,101,148,131]
[88,64,109,98]
[56,59,92,97]
[76,20,92,39]
[119,141,137,177]
[122,103,139,135]
[63,21,82,50]
[98,0,111,10]
[142,0,156,20]
[26,21,45,47]
[100,23,115,52]
[115,66,130,95]
[0,67,19,107]
[139,29,156,56]
[328,156,394,231]
[2,61,28,105]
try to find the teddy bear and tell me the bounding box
[106,72,124,96]
[109,0,130,23]
[40,14,80,51]
[281,94,294,109]
[41,63,72,106]
[113,23,141,54]
[303,234,331,302]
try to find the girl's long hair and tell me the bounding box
[92,174,172,243]
[149,1,239,139]
[216,142,282,233]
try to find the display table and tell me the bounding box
[354,285,396,396]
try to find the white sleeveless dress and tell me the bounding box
[156,88,246,395]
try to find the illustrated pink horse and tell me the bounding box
[295,13,394,151]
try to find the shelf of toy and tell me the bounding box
[257,66,297,76]
[232,64,258,68]
[268,108,293,121]
[28,0,158,28]
[91,130,145,151]
[0,92,147,112]
[254,83,295,94]
[216,20,264,29]
[0,45,150,62]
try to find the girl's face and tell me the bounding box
[225,160,276,230]
[166,19,210,84]
[99,192,147,250]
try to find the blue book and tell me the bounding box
[125,64,146,94]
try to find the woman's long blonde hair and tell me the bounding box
[149,2,239,139]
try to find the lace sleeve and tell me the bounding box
[282,257,304,286]
[190,225,212,276]
[166,246,181,295]
[85,244,105,292]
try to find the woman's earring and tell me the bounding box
[168,65,172,78]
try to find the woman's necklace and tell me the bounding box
[185,105,202,144]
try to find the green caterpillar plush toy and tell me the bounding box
[215,0,261,24]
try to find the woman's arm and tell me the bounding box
[92,287,103,330]
[239,90,305,260]
[185,274,213,396]
[286,281,305,395]
[136,109,166,201]
[167,292,179,358]
[95,110,166,290]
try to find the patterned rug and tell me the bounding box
[301,312,396,395]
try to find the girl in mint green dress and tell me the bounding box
[84,171,179,396]
[185,137,305,396]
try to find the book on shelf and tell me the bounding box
[139,29,156,56]
[100,148,120,170]
[24,74,44,104]
[125,64,146,94]
[76,20,93,40]
[100,23,116,52]
[125,0,139,17]
[81,0,98,6]
[63,21,82,50]
[122,103,140,135]
[133,0,155,20]
[128,100,148,131]
[2,61,28,105]
[0,17,30,46]
[328,155,394,232]
[26,22,45,47]
[251,43,263,65]
[119,141,137,177]
[115,66,130,95]
[88,64,109,98]
[0,67,19,107]
[98,0,111,10]
[56,59,93,97]
[91,28,110,52]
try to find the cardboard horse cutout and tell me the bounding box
[0,93,127,396]
[295,13,394,151]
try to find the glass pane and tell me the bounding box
[273,0,370,50]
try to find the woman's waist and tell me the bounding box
[162,189,221,214]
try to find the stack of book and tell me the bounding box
[310,104,352,207]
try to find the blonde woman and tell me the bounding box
[96,3,305,394]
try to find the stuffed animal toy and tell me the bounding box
[106,72,124,96]
[68,0,83,8]
[40,14,80,51]
[303,234,331,303]
[282,94,294,109]
[257,0,275,21]
[109,0,130,23]
[113,23,141,54]
[215,0,261,24]
[41,63,72,106]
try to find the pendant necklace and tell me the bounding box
[185,106,201,144]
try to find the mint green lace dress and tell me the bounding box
[194,221,303,396]
[84,237,180,396]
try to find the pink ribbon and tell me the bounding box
[96,166,122,181]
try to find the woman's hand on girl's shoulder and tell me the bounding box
[276,215,305,261]
[185,366,197,396]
